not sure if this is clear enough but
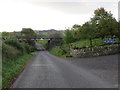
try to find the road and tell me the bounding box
[11,51,118,88]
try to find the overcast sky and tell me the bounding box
[0,0,119,32]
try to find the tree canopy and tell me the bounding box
[21,28,36,40]
[63,7,118,45]
[21,28,36,46]
[91,7,118,38]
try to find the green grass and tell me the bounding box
[70,38,102,48]
[71,38,120,48]
[36,39,49,47]
[2,53,34,88]
[48,46,72,58]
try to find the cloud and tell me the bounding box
[32,2,118,19]
[0,0,119,31]
[12,0,119,2]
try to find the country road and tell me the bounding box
[11,51,118,88]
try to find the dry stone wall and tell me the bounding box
[70,44,120,58]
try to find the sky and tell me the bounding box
[0,0,119,32]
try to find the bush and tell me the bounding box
[4,39,36,54]
[49,46,65,56]
[4,39,25,53]
[60,44,71,54]
[64,29,75,44]
[22,42,36,53]
[27,40,35,46]
[49,46,71,57]
[2,39,36,61]
[2,42,21,60]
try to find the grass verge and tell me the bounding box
[2,53,34,88]
[48,46,72,58]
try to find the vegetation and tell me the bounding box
[2,39,35,60]
[2,28,37,88]
[35,29,57,39]
[48,46,66,57]
[63,8,118,44]
[2,40,35,88]
[1,7,119,87]
[36,39,49,47]
[2,42,21,60]
[48,31,63,39]
[2,54,33,88]
[48,7,120,57]
[48,45,72,57]
[92,8,118,39]
[64,29,75,43]
[21,28,36,46]
[71,38,120,49]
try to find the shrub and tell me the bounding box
[60,44,71,54]
[49,46,65,56]
[21,42,36,53]
[49,46,71,57]
[4,39,25,53]
[26,40,35,46]
[4,39,36,54]
[2,39,36,61]
[2,42,21,60]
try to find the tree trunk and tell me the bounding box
[89,38,92,47]
[89,38,92,51]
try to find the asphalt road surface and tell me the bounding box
[11,51,118,88]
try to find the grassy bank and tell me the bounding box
[48,45,72,58]
[2,53,34,88]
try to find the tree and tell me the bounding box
[2,32,9,39]
[13,31,22,39]
[64,29,75,43]
[71,24,82,40]
[47,31,64,48]
[114,21,120,40]
[21,28,36,39]
[80,22,97,47]
[91,7,117,39]
[72,24,81,30]
[21,28,36,46]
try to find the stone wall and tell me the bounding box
[70,44,120,58]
